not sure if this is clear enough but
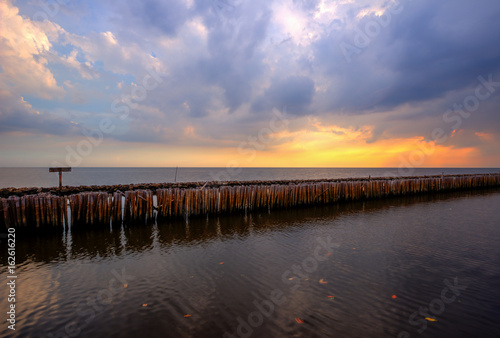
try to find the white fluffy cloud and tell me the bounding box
[0,1,64,100]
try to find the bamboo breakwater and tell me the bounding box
[1,173,500,231]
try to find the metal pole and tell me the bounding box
[59,171,63,189]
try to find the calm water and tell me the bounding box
[1,189,500,337]
[1,167,500,188]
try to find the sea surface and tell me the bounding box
[1,188,500,337]
[1,167,500,188]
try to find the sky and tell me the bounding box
[1,0,500,168]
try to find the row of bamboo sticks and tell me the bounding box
[124,190,154,222]
[0,193,67,229]
[155,174,500,216]
[1,174,499,230]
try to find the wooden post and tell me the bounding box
[49,167,72,189]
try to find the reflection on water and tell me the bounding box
[1,189,500,337]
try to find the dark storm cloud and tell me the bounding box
[112,0,272,114]
[314,0,500,114]
[0,98,80,136]
[113,0,189,36]
[374,0,500,108]
[196,1,272,111]
[253,76,315,115]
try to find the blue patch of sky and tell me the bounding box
[49,44,75,58]
[15,1,113,37]
[22,94,105,115]
[24,52,140,122]
[14,1,45,21]
[55,1,121,36]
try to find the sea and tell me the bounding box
[1,168,500,337]
[1,167,500,188]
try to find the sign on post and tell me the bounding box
[49,167,72,188]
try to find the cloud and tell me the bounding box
[313,0,500,112]
[48,49,100,80]
[0,1,65,100]
[253,75,315,115]
[0,90,79,135]
[0,0,78,136]
[61,30,165,78]
[2,0,500,166]
[195,0,272,111]
[113,0,190,36]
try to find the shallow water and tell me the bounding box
[1,189,500,337]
